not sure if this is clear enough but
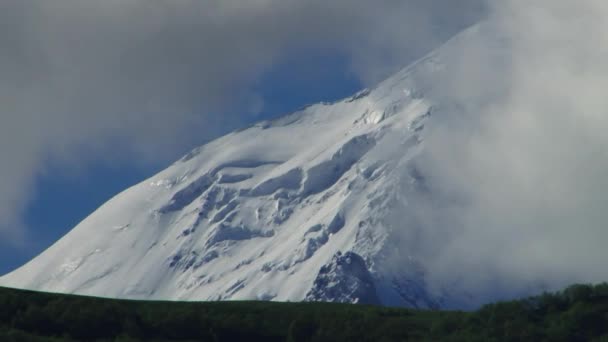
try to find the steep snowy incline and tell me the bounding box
[0,25,494,308]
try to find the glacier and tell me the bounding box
[0,24,506,309]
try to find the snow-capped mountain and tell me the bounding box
[0,24,496,309]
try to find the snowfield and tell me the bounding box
[0,25,497,309]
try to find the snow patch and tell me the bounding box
[249,168,303,197]
[302,134,376,196]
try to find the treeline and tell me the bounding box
[1,283,608,341]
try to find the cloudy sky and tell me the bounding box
[0,1,484,274]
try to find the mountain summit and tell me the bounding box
[0,25,496,309]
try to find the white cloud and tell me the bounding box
[396,0,608,305]
[0,1,483,240]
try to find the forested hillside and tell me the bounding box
[1,284,608,341]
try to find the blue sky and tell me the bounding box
[0,52,362,275]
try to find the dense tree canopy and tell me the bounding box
[1,284,608,341]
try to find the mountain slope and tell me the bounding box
[0,25,495,308]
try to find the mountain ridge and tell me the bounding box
[0,24,492,309]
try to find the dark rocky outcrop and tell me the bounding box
[305,251,380,305]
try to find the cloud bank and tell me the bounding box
[0,0,484,240]
[393,0,608,306]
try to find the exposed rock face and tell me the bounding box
[306,252,380,305]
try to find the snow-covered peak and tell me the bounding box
[0,24,495,308]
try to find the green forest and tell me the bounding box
[1,283,608,341]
